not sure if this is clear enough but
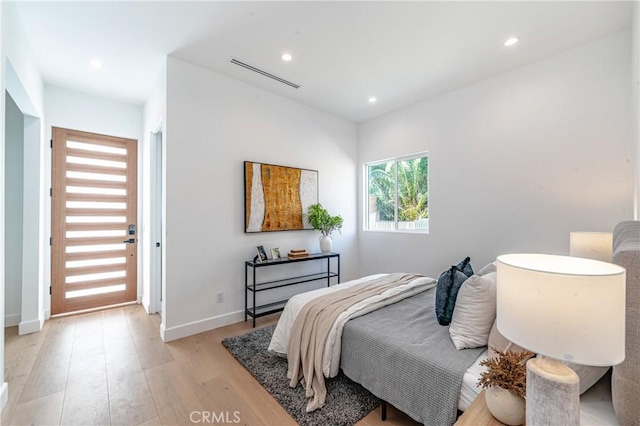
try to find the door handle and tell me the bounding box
[123,238,136,244]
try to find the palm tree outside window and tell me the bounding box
[365,152,429,232]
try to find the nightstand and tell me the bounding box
[455,390,507,426]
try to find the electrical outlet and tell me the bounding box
[216,292,224,303]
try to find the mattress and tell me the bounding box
[458,349,489,411]
[579,370,619,426]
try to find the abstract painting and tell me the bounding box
[244,161,318,232]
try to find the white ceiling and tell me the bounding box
[14,1,633,123]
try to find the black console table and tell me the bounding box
[245,252,340,327]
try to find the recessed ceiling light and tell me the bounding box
[368,96,377,103]
[90,59,103,69]
[503,37,519,47]
[281,53,293,62]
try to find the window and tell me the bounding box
[365,152,429,233]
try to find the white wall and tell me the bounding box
[21,113,43,335]
[44,85,143,140]
[141,64,166,315]
[4,92,23,327]
[163,57,358,341]
[1,0,45,409]
[3,5,45,337]
[358,30,634,277]
[0,1,6,409]
[2,3,42,119]
[633,2,639,220]
[43,85,143,315]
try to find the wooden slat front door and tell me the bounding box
[51,127,137,315]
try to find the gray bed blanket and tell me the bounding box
[340,287,483,425]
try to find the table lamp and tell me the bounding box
[496,253,625,425]
[569,231,613,261]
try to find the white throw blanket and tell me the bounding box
[268,273,436,378]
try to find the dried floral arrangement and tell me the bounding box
[477,347,535,398]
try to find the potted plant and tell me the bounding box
[306,203,343,253]
[477,347,534,426]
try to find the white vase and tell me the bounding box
[319,235,333,254]
[485,386,525,426]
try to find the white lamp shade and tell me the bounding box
[497,253,625,366]
[569,232,613,262]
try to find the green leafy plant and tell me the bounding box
[477,348,535,398]
[306,203,343,236]
[368,157,429,222]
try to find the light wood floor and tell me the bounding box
[2,305,419,425]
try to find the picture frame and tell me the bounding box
[256,245,268,262]
[244,161,319,233]
[270,248,281,260]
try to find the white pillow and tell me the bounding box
[477,261,497,276]
[449,272,497,350]
[567,363,610,395]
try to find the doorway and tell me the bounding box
[150,129,163,314]
[4,93,24,327]
[4,84,44,335]
[51,127,138,315]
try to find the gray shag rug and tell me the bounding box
[222,324,381,426]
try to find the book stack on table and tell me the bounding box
[288,249,309,258]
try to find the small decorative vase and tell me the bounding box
[485,386,525,426]
[319,235,333,254]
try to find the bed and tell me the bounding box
[270,220,639,425]
[340,287,483,425]
[341,287,621,425]
[270,272,486,423]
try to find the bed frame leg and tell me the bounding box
[381,401,387,421]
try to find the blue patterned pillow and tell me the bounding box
[455,256,474,278]
[435,257,473,326]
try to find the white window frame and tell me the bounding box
[364,151,429,233]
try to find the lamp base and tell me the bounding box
[526,357,580,426]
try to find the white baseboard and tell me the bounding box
[18,315,44,335]
[0,382,8,412]
[160,310,244,342]
[4,314,20,328]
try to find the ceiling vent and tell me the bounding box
[230,58,300,89]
